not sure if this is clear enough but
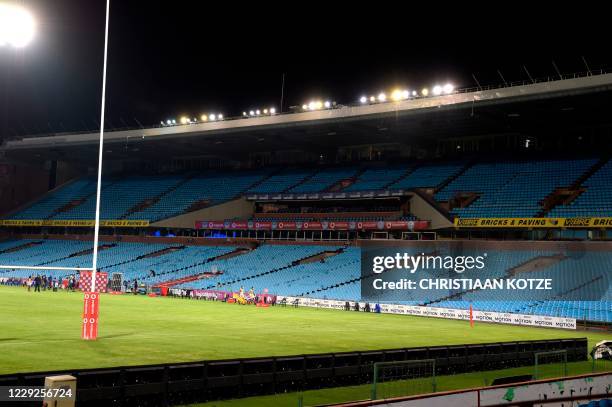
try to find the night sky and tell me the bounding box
[1,1,610,138]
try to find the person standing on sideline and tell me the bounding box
[34,275,41,292]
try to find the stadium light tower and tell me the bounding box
[0,3,36,48]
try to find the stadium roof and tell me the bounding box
[4,73,612,163]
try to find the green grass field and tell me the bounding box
[0,286,608,374]
[0,286,609,406]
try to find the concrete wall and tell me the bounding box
[409,193,453,230]
[151,198,255,229]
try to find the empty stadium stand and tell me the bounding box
[437,159,598,218]
[1,238,609,322]
[5,158,612,224]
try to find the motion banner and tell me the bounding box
[279,296,577,330]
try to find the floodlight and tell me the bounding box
[209,114,216,121]
[166,120,172,125]
[242,112,247,116]
[263,109,268,114]
[302,104,308,110]
[433,85,442,95]
[255,109,261,115]
[360,96,367,104]
[218,114,223,120]
[200,114,208,121]
[180,116,189,124]
[249,110,255,116]
[443,83,454,94]
[172,119,176,124]
[369,96,376,102]
[402,90,409,99]
[391,89,403,101]
[377,92,386,102]
[270,107,276,114]
[421,88,429,96]
[412,90,417,96]
[324,101,331,108]
[0,4,36,48]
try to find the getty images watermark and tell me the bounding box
[360,242,609,303]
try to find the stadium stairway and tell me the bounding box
[281,169,320,192]
[515,275,606,317]
[242,167,283,192]
[120,174,195,219]
[0,240,42,254]
[380,166,415,190]
[434,160,474,192]
[48,179,117,220]
[147,246,252,286]
[422,253,569,307]
[201,246,344,291]
[34,243,117,267]
[537,158,609,217]
[329,167,367,192]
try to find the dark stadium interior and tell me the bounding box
[1,3,611,407]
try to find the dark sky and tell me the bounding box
[1,1,610,138]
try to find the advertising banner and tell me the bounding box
[278,296,576,329]
[454,217,612,228]
[0,219,149,227]
[196,219,429,231]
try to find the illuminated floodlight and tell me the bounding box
[308,101,316,110]
[369,96,376,102]
[200,114,208,121]
[209,114,216,121]
[421,88,429,96]
[402,90,409,99]
[360,96,367,104]
[0,4,36,48]
[270,107,276,114]
[302,104,308,110]
[180,116,189,125]
[391,89,403,101]
[443,83,454,94]
[433,85,442,95]
[412,90,417,96]
[263,108,268,114]
[166,119,172,125]
[255,109,261,115]
[324,100,331,108]
[249,110,255,116]
[218,114,223,120]
[242,112,247,116]
[172,119,176,124]
[377,92,386,102]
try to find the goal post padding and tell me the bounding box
[371,359,436,400]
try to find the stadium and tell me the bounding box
[0,3,611,407]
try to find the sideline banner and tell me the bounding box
[454,217,612,228]
[278,296,577,330]
[0,219,150,227]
